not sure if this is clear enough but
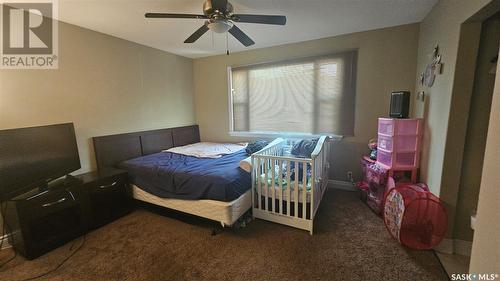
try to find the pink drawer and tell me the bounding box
[378,118,422,136]
[378,135,393,151]
[396,136,418,151]
[377,149,392,167]
[378,134,418,152]
[395,152,417,167]
[397,119,420,135]
[377,149,418,169]
[378,119,395,136]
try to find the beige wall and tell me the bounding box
[412,0,492,195]
[193,24,420,181]
[0,21,196,174]
[454,15,500,242]
[469,48,500,273]
[412,0,494,242]
[0,21,195,242]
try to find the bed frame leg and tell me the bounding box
[211,223,225,236]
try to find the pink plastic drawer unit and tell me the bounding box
[396,152,418,166]
[378,119,395,136]
[376,118,422,171]
[377,149,418,169]
[377,135,392,151]
[377,149,393,167]
[378,118,422,136]
[378,134,418,152]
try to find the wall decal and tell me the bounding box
[421,45,443,88]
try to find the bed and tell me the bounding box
[92,125,252,227]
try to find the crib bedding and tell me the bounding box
[259,162,313,190]
[257,162,315,203]
[259,174,313,190]
[118,150,251,202]
[258,173,316,202]
[258,184,313,203]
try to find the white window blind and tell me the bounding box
[230,51,357,136]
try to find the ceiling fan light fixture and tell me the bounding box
[207,19,233,33]
[145,0,286,46]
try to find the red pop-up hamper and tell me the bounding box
[384,184,447,250]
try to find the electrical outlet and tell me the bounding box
[417,91,425,102]
[347,171,353,182]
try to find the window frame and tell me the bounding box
[227,51,357,139]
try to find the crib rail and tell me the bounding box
[251,136,330,234]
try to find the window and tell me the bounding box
[229,51,357,136]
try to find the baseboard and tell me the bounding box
[328,180,356,191]
[434,238,454,254]
[0,234,12,250]
[434,238,472,256]
[454,239,472,257]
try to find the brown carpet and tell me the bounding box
[0,189,448,281]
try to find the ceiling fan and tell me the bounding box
[145,0,286,47]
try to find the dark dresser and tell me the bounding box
[3,169,133,259]
[77,169,133,230]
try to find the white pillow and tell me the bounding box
[165,142,247,158]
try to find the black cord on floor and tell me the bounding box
[0,201,17,270]
[18,234,86,281]
[1,200,86,279]
[0,250,17,270]
[0,202,6,250]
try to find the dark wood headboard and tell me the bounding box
[93,125,200,171]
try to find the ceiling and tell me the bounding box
[58,0,437,58]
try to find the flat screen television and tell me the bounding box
[0,123,81,201]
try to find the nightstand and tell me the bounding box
[3,179,88,260]
[77,169,133,229]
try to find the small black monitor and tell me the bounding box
[390,91,411,118]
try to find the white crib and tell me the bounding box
[251,136,331,234]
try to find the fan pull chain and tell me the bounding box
[226,32,229,55]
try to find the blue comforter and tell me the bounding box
[118,150,251,202]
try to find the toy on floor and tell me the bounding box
[384,180,447,250]
[368,138,377,160]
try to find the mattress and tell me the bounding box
[132,185,251,226]
[118,150,251,202]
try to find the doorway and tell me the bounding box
[437,9,499,276]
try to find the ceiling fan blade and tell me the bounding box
[145,13,207,19]
[232,14,286,25]
[184,24,209,43]
[211,0,228,12]
[228,25,255,47]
